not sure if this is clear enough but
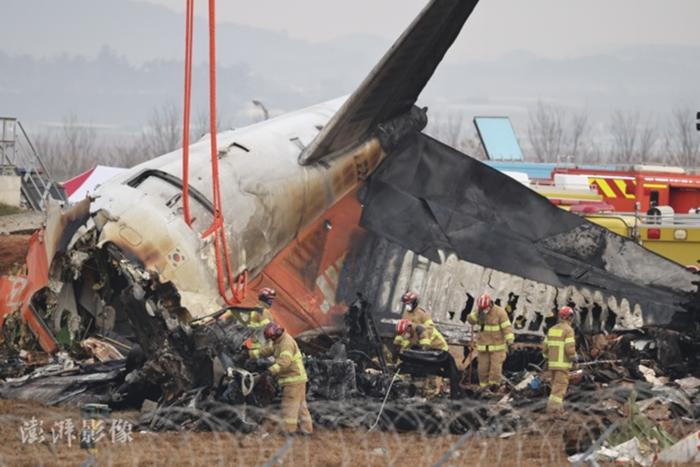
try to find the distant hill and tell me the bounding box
[1,0,698,136]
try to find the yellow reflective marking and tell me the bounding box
[614,179,635,199]
[593,178,616,198]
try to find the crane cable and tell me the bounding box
[181,0,194,225]
[181,0,247,305]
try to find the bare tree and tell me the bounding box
[426,111,486,159]
[527,101,565,162]
[637,118,658,163]
[33,114,99,179]
[609,110,638,163]
[568,111,589,162]
[609,110,658,164]
[192,106,224,142]
[664,106,700,168]
[140,103,181,158]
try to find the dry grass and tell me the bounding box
[0,399,578,466]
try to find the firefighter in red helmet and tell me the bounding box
[394,291,435,351]
[394,318,449,397]
[250,322,313,435]
[544,306,577,413]
[468,293,514,390]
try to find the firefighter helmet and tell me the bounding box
[558,306,575,321]
[401,291,419,305]
[258,287,277,305]
[477,293,492,310]
[396,319,411,335]
[263,322,284,340]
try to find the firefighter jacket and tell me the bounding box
[468,305,514,352]
[417,326,449,351]
[544,321,576,370]
[395,306,436,350]
[251,331,308,386]
[248,304,274,351]
[249,304,273,328]
[401,306,434,328]
[394,325,449,352]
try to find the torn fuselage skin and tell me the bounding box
[37,99,424,396]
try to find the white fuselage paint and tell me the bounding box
[86,97,386,317]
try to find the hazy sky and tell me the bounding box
[142,0,700,60]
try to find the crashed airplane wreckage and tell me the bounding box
[1,0,699,430]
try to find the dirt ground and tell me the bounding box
[0,234,29,275]
[0,399,580,466]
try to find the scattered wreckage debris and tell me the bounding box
[568,392,700,465]
[2,293,698,451]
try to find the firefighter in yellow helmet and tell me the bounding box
[394,291,435,349]
[544,306,577,413]
[395,319,449,397]
[250,322,313,435]
[468,293,514,390]
[248,288,276,353]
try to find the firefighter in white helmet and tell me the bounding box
[468,293,514,390]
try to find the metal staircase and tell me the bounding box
[0,117,66,211]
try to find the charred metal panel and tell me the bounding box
[337,230,647,339]
[359,132,700,328]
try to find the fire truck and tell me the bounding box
[544,165,700,268]
[553,165,700,213]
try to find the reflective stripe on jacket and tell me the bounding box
[253,331,308,385]
[468,305,514,352]
[249,305,273,350]
[394,334,412,350]
[544,321,576,370]
[418,326,449,351]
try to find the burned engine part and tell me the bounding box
[344,294,388,372]
[305,357,357,401]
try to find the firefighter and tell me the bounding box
[394,319,449,397]
[544,306,577,413]
[394,291,434,350]
[468,293,514,390]
[250,322,313,435]
[248,288,276,353]
[394,319,448,352]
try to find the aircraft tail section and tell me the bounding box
[299,0,480,165]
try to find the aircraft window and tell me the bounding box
[127,171,214,232]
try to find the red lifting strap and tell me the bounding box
[181,0,247,304]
